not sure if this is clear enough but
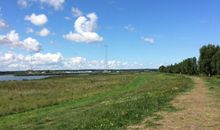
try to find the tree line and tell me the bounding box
[159,44,220,76]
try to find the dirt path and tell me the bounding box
[128,77,220,130]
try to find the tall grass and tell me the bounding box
[205,77,220,98]
[0,73,135,116]
[0,73,192,129]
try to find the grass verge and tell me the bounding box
[204,77,220,99]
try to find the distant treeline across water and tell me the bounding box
[159,44,220,76]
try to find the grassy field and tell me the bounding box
[204,77,220,99]
[204,77,220,126]
[0,72,192,130]
[0,73,136,116]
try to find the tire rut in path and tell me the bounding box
[128,77,220,130]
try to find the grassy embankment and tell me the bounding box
[205,77,220,98]
[204,77,220,124]
[0,72,192,129]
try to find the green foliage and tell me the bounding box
[159,57,198,75]
[159,65,166,72]
[205,77,220,99]
[0,73,192,129]
[159,44,220,76]
[199,44,220,76]
[211,50,220,75]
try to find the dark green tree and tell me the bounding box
[199,44,219,76]
[159,65,166,72]
[159,57,198,75]
[159,44,220,76]
[212,49,220,75]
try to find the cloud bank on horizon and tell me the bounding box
[0,52,143,71]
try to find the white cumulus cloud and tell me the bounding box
[37,28,50,37]
[63,13,103,43]
[0,30,20,46]
[63,57,86,69]
[32,52,63,65]
[22,37,41,52]
[72,7,83,17]
[0,30,41,52]
[25,13,48,26]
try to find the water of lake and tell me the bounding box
[0,75,50,81]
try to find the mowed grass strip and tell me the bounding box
[0,73,192,130]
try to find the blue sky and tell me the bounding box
[0,0,220,70]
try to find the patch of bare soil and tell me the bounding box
[127,77,220,130]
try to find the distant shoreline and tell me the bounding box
[0,69,158,76]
